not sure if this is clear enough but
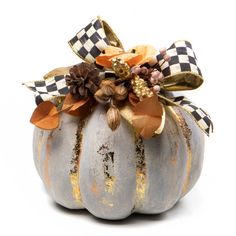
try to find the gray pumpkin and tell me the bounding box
[33,103,204,220]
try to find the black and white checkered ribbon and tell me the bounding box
[68,18,111,64]
[152,41,202,77]
[23,17,213,136]
[158,94,213,136]
[23,70,116,105]
[23,75,69,105]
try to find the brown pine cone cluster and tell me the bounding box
[65,63,101,99]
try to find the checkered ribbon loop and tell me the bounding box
[23,17,213,136]
[23,70,116,105]
[149,40,204,91]
[69,17,124,64]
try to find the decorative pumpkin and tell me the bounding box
[33,104,204,220]
[24,17,213,220]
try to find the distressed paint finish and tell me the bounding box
[33,113,84,209]
[33,104,204,220]
[79,106,137,220]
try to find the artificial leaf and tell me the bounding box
[62,93,89,112]
[129,95,165,138]
[104,46,124,54]
[128,45,157,65]
[30,101,59,130]
[132,95,163,117]
[96,45,157,68]
[62,93,94,118]
[128,93,139,107]
[132,115,162,139]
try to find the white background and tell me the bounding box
[0,0,235,235]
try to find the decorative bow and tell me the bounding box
[24,17,213,139]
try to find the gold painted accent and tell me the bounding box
[69,173,82,205]
[101,198,114,207]
[69,120,85,206]
[161,72,203,91]
[97,144,116,194]
[44,131,53,188]
[37,130,44,160]
[168,107,192,195]
[105,176,116,194]
[100,17,124,50]
[134,136,147,208]
[43,66,71,80]
[170,142,179,166]
[111,58,131,79]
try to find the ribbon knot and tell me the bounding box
[24,17,213,138]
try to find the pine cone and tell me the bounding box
[65,63,101,99]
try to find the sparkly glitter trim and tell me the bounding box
[168,107,192,195]
[134,136,147,209]
[69,120,85,206]
[44,131,53,189]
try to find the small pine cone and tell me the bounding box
[106,105,121,131]
[65,62,101,99]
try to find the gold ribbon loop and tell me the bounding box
[161,72,203,91]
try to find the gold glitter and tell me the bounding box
[44,131,53,189]
[70,173,82,204]
[97,144,116,194]
[105,176,116,194]
[101,198,114,207]
[69,120,85,206]
[131,75,153,100]
[168,107,192,195]
[37,130,44,160]
[111,58,131,79]
[134,136,147,208]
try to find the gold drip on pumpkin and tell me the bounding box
[69,120,85,206]
[168,107,192,195]
[44,131,53,189]
[134,136,147,209]
[37,130,44,161]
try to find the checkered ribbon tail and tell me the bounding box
[149,40,202,79]
[159,95,213,136]
[23,75,69,105]
[23,71,116,105]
